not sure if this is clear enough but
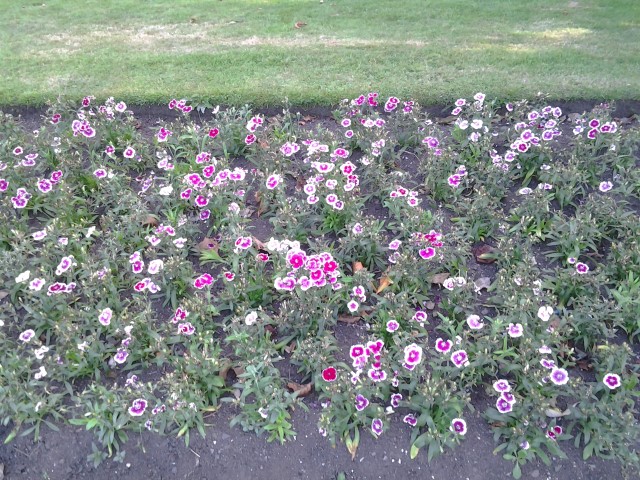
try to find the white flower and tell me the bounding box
[86,226,96,238]
[34,366,47,380]
[245,311,258,326]
[15,270,30,283]
[537,306,554,322]
[158,185,173,196]
[34,346,50,360]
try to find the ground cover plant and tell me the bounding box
[0,93,639,479]
[1,0,640,106]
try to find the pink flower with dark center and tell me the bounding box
[386,320,399,333]
[322,366,337,382]
[404,344,423,366]
[448,174,461,187]
[403,414,417,426]
[589,119,600,128]
[508,323,523,338]
[19,329,36,342]
[493,379,511,393]
[419,247,436,260]
[224,272,235,281]
[129,398,147,417]
[266,174,282,190]
[587,128,598,139]
[501,392,516,404]
[131,260,144,274]
[450,418,467,435]
[550,367,569,386]
[178,322,195,335]
[13,146,23,155]
[202,165,215,178]
[195,195,209,207]
[575,262,589,274]
[99,308,113,326]
[55,256,75,275]
[390,393,402,408]
[435,337,452,353]
[466,315,484,330]
[245,134,256,145]
[93,169,107,179]
[540,358,555,369]
[37,179,52,193]
[350,344,365,359]
[114,349,129,364]
[496,397,513,413]
[370,418,384,437]
[603,373,621,390]
[355,394,369,411]
[451,349,469,368]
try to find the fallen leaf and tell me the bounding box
[219,359,233,380]
[303,115,314,122]
[197,237,219,252]
[232,366,245,377]
[294,21,307,29]
[436,115,457,124]
[473,244,497,264]
[264,324,278,337]
[338,314,361,324]
[0,291,8,301]
[284,342,296,354]
[353,261,365,272]
[258,139,269,149]
[251,236,266,250]
[576,359,593,371]
[240,207,255,218]
[430,272,450,284]
[425,301,435,310]
[142,214,159,227]
[474,277,492,292]
[376,275,393,293]
[545,408,571,418]
[287,381,313,397]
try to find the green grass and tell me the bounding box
[1,0,639,106]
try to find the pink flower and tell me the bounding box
[245,134,256,145]
[266,174,282,190]
[575,262,589,274]
[493,379,511,393]
[350,344,365,358]
[371,418,384,437]
[114,349,129,364]
[603,373,621,390]
[404,344,423,366]
[355,394,369,411]
[208,128,219,138]
[451,349,469,368]
[322,366,337,382]
[403,414,417,426]
[128,398,147,417]
[224,272,235,281]
[450,418,467,435]
[419,247,435,260]
[550,367,569,386]
[386,320,400,333]
[98,308,113,326]
[178,322,195,335]
[496,397,513,413]
[435,337,452,353]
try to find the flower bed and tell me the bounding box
[0,94,639,477]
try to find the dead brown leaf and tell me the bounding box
[142,214,159,227]
[436,115,457,124]
[294,21,307,29]
[425,301,435,310]
[251,236,266,250]
[353,261,365,272]
[474,277,492,292]
[284,342,297,354]
[576,359,593,371]
[338,314,361,324]
[287,381,313,397]
[430,272,450,284]
[197,237,219,252]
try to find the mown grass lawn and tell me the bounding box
[1,0,639,106]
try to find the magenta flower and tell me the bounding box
[435,337,452,354]
[266,174,282,190]
[98,308,113,326]
[496,397,513,413]
[493,379,511,393]
[575,262,589,274]
[501,392,516,404]
[128,398,147,417]
[448,174,461,187]
[418,247,436,260]
[371,418,384,437]
[322,366,337,382]
[403,414,417,426]
[19,329,36,343]
[451,349,469,368]
[55,255,75,275]
[390,393,402,408]
[350,344,365,359]
[550,367,569,386]
[178,322,195,335]
[245,134,256,145]
[450,418,467,435]
[114,349,129,364]
[507,323,523,338]
[466,314,484,330]
[355,394,369,411]
[404,344,423,366]
[603,373,621,390]
[368,368,387,382]
[386,320,400,333]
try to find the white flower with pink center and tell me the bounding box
[507,323,523,338]
[148,259,164,275]
[55,256,76,276]
[347,300,359,313]
[123,147,136,159]
[451,349,469,368]
[466,314,484,330]
[403,344,423,367]
[603,373,621,390]
[98,308,113,326]
[550,367,569,386]
[450,418,467,435]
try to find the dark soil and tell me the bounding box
[1,101,638,480]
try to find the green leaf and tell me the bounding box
[512,462,522,479]
[410,443,420,460]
